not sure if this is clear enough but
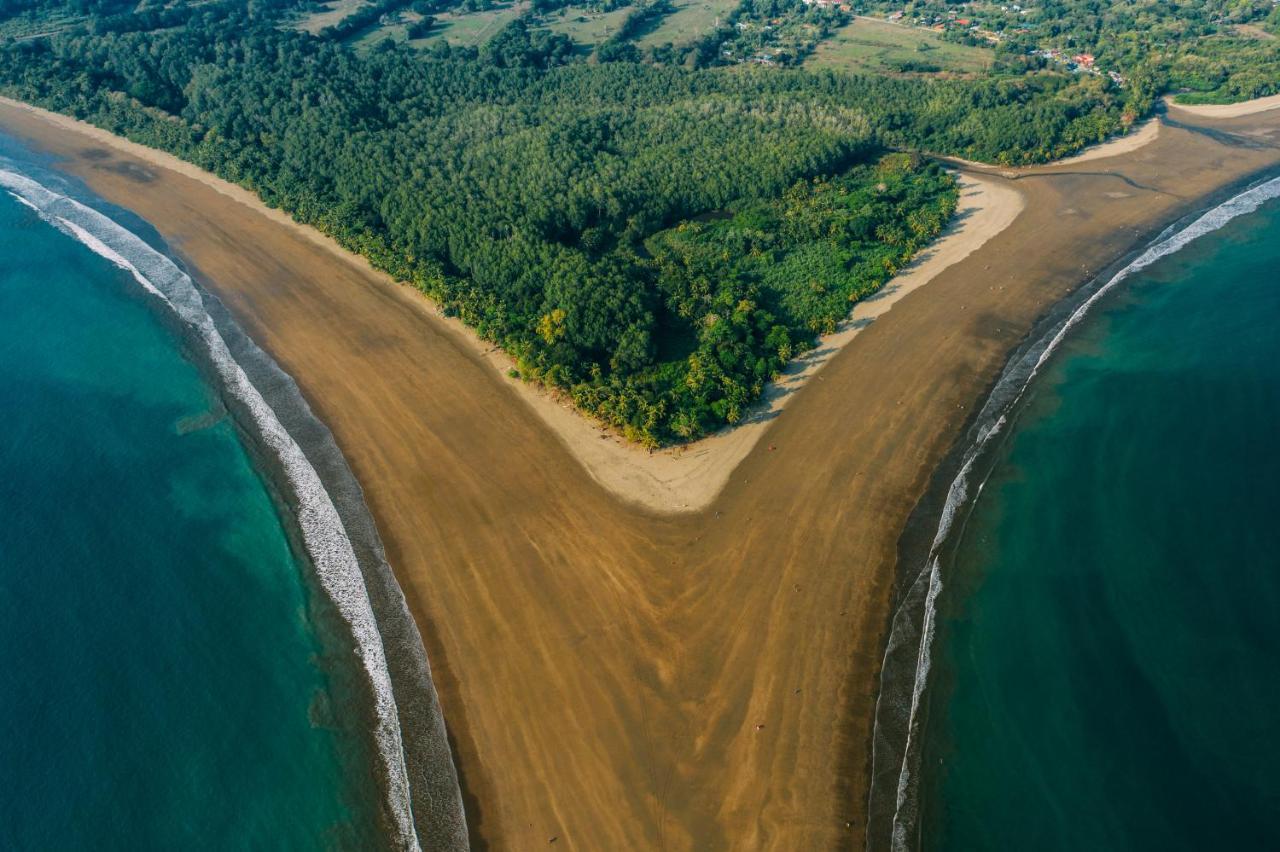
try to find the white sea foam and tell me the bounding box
[872,174,1280,851]
[1,168,422,851]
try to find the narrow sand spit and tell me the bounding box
[3,97,1277,851]
[938,117,1162,174]
[1168,92,1280,118]
[1052,118,1161,165]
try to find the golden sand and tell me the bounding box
[2,99,1276,849]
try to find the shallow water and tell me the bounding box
[0,168,385,847]
[920,196,1280,847]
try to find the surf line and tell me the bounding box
[867,172,1280,851]
[0,165,435,852]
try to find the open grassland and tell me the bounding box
[1232,23,1276,40]
[541,4,636,47]
[350,10,437,50]
[808,16,992,76]
[293,0,371,34]
[418,1,528,46]
[634,0,737,47]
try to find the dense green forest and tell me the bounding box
[0,0,1261,442]
[866,0,1280,104]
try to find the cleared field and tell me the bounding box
[634,0,737,47]
[294,0,371,35]
[416,1,528,47]
[808,16,992,75]
[350,10,434,49]
[541,4,635,47]
[0,13,82,39]
[1232,23,1276,40]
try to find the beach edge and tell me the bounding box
[0,134,469,851]
[864,160,1280,851]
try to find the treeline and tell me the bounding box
[595,0,674,62]
[0,1,1130,442]
[634,154,956,437]
[480,17,574,67]
[317,0,415,40]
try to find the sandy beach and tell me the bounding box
[1169,91,1280,118]
[2,97,1277,850]
[1052,117,1161,164]
[0,96,1021,513]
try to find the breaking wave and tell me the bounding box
[867,173,1280,851]
[0,167,423,851]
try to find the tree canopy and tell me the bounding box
[0,0,1153,442]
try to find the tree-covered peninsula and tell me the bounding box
[0,0,1225,442]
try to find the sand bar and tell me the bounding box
[1168,91,1280,118]
[1052,117,1161,165]
[2,98,1277,849]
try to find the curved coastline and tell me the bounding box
[1168,91,1280,118]
[0,156,467,850]
[0,96,1022,515]
[865,164,1280,851]
[2,94,1279,850]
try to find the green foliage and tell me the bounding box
[0,0,1134,442]
[638,154,957,439]
[715,0,848,66]
[318,0,414,40]
[596,0,674,60]
[862,0,1280,107]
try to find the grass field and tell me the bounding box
[808,16,992,76]
[350,10,425,49]
[633,0,737,47]
[415,1,529,47]
[541,4,636,47]
[293,0,371,35]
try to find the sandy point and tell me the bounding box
[513,172,1025,514]
[1167,91,1280,118]
[2,94,1278,852]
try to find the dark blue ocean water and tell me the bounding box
[0,172,383,846]
[921,193,1280,848]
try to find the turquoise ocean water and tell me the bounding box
[0,150,389,847]
[918,189,1280,847]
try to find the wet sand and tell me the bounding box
[2,99,1277,849]
[0,96,1021,514]
[1169,91,1280,118]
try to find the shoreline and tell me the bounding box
[532,172,1023,512]
[1050,117,1161,165]
[0,130,467,850]
[1168,91,1280,118]
[930,115,1162,175]
[1,96,1276,849]
[0,95,1019,514]
[865,162,1280,850]
[198,278,470,851]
